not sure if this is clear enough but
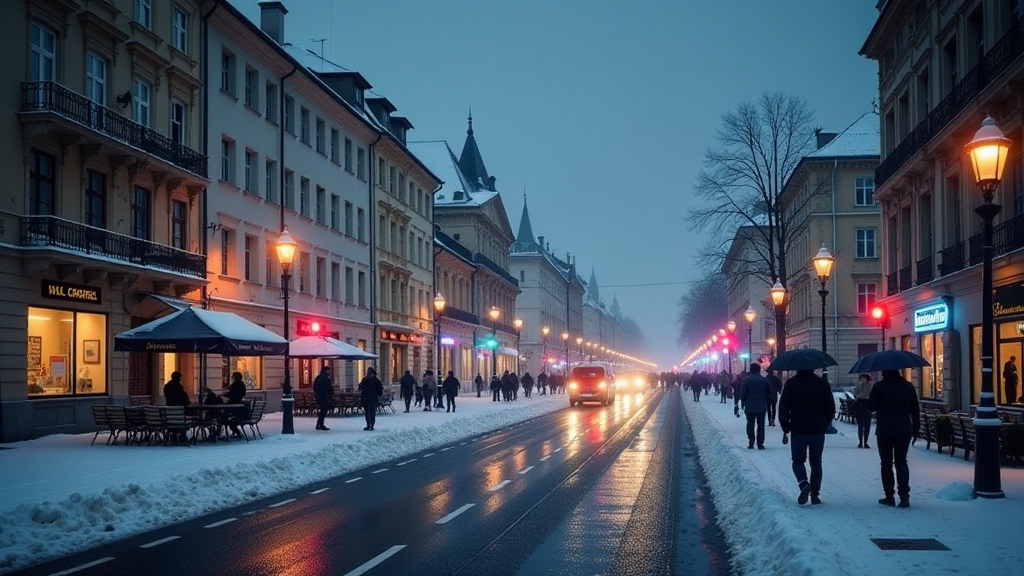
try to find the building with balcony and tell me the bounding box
[0,0,208,441]
[779,112,881,384]
[861,0,1024,409]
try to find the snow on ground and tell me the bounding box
[0,394,568,573]
[683,392,1024,576]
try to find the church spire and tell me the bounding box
[588,268,600,303]
[510,193,539,253]
[459,109,493,191]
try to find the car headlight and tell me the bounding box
[568,381,578,389]
[598,381,607,389]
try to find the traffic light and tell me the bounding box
[296,319,324,336]
[486,336,498,349]
[870,305,890,328]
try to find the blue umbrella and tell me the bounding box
[767,348,837,371]
[849,350,930,373]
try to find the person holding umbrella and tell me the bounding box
[869,370,920,508]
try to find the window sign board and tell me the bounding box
[913,303,949,333]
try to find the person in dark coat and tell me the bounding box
[163,371,190,407]
[474,373,485,397]
[869,369,921,508]
[854,373,873,448]
[358,367,384,430]
[490,374,502,401]
[778,369,835,506]
[740,364,772,449]
[399,370,417,413]
[222,371,247,438]
[766,369,783,426]
[421,371,436,411]
[537,371,548,395]
[313,365,334,431]
[522,372,534,397]
[442,371,461,412]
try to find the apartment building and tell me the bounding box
[721,225,777,367]
[861,0,1024,409]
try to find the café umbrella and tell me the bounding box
[288,336,378,359]
[114,307,288,356]
[767,348,838,372]
[849,350,930,373]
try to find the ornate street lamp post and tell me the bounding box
[812,244,835,354]
[513,317,523,373]
[576,336,583,363]
[744,306,756,363]
[541,326,550,371]
[488,306,500,378]
[562,331,570,375]
[769,280,790,356]
[433,293,446,379]
[275,227,298,435]
[766,337,776,361]
[966,115,1011,499]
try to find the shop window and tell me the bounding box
[220,355,262,389]
[27,307,107,396]
[997,320,1024,405]
[918,333,944,400]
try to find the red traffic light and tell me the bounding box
[870,306,890,328]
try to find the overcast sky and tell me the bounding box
[236,0,880,368]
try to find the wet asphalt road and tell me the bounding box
[16,387,731,576]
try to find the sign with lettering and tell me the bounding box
[41,280,101,304]
[993,282,1024,318]
[380,328,423,345]
[913,303,949,333]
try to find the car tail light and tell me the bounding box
[598,381,607,389]
[569,381,578,389]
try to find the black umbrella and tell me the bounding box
[849,350,930,373]
[767,348,837,371]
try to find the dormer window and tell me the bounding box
[453,190,465,201]
[355,89,364,106]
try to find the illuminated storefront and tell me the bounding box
[912,302,947,401]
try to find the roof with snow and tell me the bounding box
[510,195,538,253]
[806,112,880,159]
[407,140,498,207]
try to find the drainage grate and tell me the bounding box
[871,538,950,551]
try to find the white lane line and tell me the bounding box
[440,446,452,451]
[345,477,363,483]
[268,498,296,508]
[139,536,180,549]
[488,480,512,492]
[422,453,435,458]
[397,459,416,466]
[518,466,535,475]
[204,518,237,529]
[459,442,467,445]
[540,455,551,461]
[372,468,388,474]
[435,503,476,524]
[554,447,563,452]
[49,557,116,576]
[310,488,330,495]
[341,544,407,576]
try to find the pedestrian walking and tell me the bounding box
[778,369,835,506]
[854,373,873,448]
[357,367,384,431]
[490,374,502,401]
[421,370,436,411]
[869,369,920,508]
[522,372,534,397]
[399,370,417,413]
[766,369,782,426]
[442,370,461,412]
[740,364,771,449]
[313,365,334,431]
[717,371,730,403]
[474,373,485,398]
[537,370,548,395]
[435,372,446,410]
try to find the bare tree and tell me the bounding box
[676,271,728,350]
[687,92,826,354]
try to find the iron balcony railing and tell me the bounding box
[994,214,1024,256]
[886,270,899,296]
[876,16,1024,187]
[21,215,206,278]
[899,265,913,291]
[21,81,207,178]
[440,305,479,326]
[939,242,966,276]
[916,255,934,284]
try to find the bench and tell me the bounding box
[953,414,975,461]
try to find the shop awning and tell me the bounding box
[114,307,288,355]
[497,346,519,357]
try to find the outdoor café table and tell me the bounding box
[186,404,247,442]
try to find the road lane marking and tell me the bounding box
[342,544,407,576]
[310,488,330,495]
[435,503,476,524]
[440,446,452,451]
[140,536,179,549]
[268,498,296,508]
[518,466,535,475]
[488,480,512,492]
[423,453,435,458]
[49,557,115,575]
[540,455,551,461]
[372,468,388,474]
[554,447,563,452]
[345,477,363,483]
[397,459,416,466]
[204,518,237,528]
[459,442,467,445]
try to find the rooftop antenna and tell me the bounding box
[311,38,326,69]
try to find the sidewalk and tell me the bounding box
[0,394,567,574]
[682,389,1024,576]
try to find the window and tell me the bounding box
[244,150,256,192]
[298,252,308,293]
[919,332,944,400]
[358,271,366,306]
[316,257,326,297]
[85,53,107,126]
[856,229,877,258]
[345,267,354,304]
[316,117,325,153]
[389,166,397,193]
[357,208,365,241]
[172,7,189,52]
[331,262,340,300]
[300,177,310,217]
[265,82,277,121]
[131,186,151,240]
[331,129,340,163]
[29,22,56,83]
[330,194,340,230]
[398,174,406,202]
[357,147,366,179]
[171,200,186,249]
[27,308,108,396]
[135,0,151,28]
[170,99,187,145]
[244,67,258,109]
[378,158,386,187]
[378,215,386,248]
[856,283,877,314]
[344,201,353,236]
[221,356,263,390]
[28,149,55,216]
[855,177,875,206]
[220,139,234,183]
[220,229,231,275]
[283,169,294,210]
[244,235,253,281]
[300,107,310,144]
[264,160,277,202]
[344,138,353,172]
[132,79,151,126]
[283,94,294,133]
[220,51,235,95]
[316,185,326,224]
[408,181,415,206]
[85,170,106,228]
[265,242,274,286]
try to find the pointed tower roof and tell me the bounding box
[610,295,621,318]
[458,111,493,191]
[587,268,600,304]
[510,194,538,253]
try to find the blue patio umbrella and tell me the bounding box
[849,350,930,373]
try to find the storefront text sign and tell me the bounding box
[380,329,423,345]
[913,303,949,333]
[993,283,1024,318]
[41,280,102,304]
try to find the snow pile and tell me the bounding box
[934,481,974,501]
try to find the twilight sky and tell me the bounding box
[236,0,880,368]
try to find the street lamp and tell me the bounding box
[813,243,834,355]
[966,114,1011,499]
[514,317,523,373]
[576,336,583,362]
[769,280,790,355]
[433,292,446,379]
[726,320,736,334]
[541,326,550,371]
[562,331,569,373]
[766,337,777,360]
[275,226,298,435]
[488,306,500,378]
[744,306,756,362]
